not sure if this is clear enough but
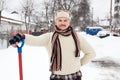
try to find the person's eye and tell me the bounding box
[64,20,67,22]
[59,20,62,22]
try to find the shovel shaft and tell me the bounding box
[17,39,24,80]
[18,53,23,80]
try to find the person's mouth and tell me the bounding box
[60,25,66,27]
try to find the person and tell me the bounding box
[9,10,96,80]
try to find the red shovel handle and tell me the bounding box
[18,53,23,80]
[17,39,24,80]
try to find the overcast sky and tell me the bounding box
[91,0,114,20]
[5,0,114,20]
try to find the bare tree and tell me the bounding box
[32,11,45,31]
[49,0,75,13]
[44,1,49,28]
[20,0,34,33]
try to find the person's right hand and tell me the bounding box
[9,33,25,47]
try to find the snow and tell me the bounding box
[86,26,103,29]
[0,32,120,80]
[2,10,22,21]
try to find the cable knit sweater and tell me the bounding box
[25,32,96,75]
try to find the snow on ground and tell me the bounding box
[0,32,120,80]
[81,32,120,80]
[0,46,51,80]
[0,39,7,49]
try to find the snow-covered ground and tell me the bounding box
[0,32,120,80]
[81,32,120,80]
[0,39,7,49]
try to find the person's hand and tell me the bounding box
[13,33,25,42]
[9,33,25,47]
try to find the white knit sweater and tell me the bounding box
[25,32,96,75]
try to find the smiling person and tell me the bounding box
[9,10,96,80]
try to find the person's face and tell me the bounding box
[55,17,70,30]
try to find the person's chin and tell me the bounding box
[60,28,67,30]
[60,26,67,29]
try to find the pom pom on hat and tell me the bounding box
[55,10,71,20]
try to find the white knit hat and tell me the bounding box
[55,10,71,20]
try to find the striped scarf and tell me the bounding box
[50,26,80,71]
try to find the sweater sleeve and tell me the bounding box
[79,34,96,65]
[24,33,51,47]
